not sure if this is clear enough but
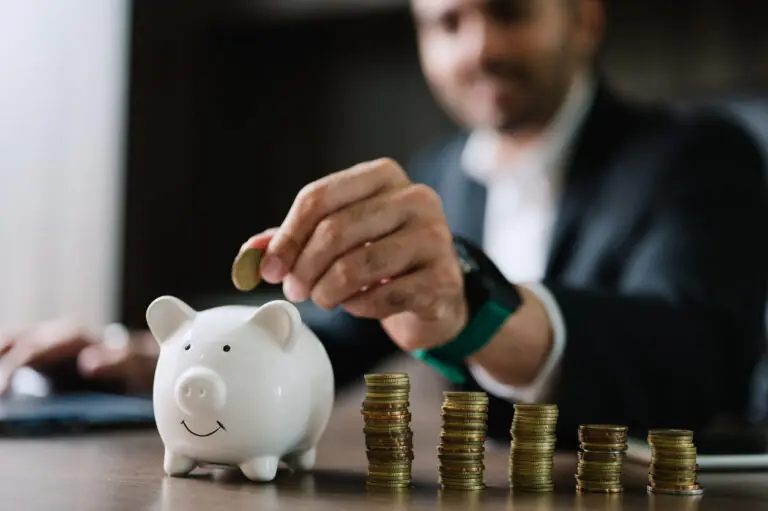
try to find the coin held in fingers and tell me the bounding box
[231,247,264,291]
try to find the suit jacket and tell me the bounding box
[301,83,768,446]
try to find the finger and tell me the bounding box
[0,342,35,394]
[77,344,130,378]
[0,336,12,357]
[341,258,464,321]
[285,185,443,302]
[0,327,24,356]
[311,222,451,310]
[77,342,157,395]
[261,158,410,284]
[238,227,279,254]
[0,324,93,394]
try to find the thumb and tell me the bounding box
[238,228,279,254]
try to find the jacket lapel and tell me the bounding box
[436,82,635,277]
[437,137,487,247]
[544,84,634,278]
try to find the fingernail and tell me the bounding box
[78,350,101,375]
[282,275,308,303]
[260,255,286,284]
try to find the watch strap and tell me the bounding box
[411,299,511,384]
[410,235,522,384]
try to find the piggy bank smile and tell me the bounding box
[181,420,226,437]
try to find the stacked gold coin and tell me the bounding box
[362,373,413,489]
[575,425,628,493]
[647,429,703,496]
[509,404,559,492]
[437,391,489,491]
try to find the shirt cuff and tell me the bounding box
[467,282,566,403]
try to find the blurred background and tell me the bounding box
[0,0,766,338]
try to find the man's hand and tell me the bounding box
[242,158,468,352]
[0,320,158,395]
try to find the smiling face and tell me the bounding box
[411,0,603,133]
[147,298,311,464]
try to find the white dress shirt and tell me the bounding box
[461,73,596,403]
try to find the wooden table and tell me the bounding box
[1,390,766,511]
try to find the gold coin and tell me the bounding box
[651,445,697,455]
[648,475,698,486]
[580,424,629,432]
[647,484,703,496]
[444,391,488,400]
[366,480,412,488]
[365,393,410,400]
[231,246,263,291]
[514,403,558,411]
[649,465,698,475]
[648,428,693,439]
[367,451,413,462]
[577,484,623,494]
[439,474,485,482]
[578,451,625,463]
[580,442,628,452]
[365,383,410,390]
[510,440,557,450]
[365,372,409,382]
[361,409,411,418]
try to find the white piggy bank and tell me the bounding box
[145,295,335,482]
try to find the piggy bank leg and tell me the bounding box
[285,447,316,472]
[240,456,279,482]
[164,449,196,476]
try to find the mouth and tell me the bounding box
[181,420,226,437]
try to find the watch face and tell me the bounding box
[454,243,478,275]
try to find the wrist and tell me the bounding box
[469,284,553,386]
[411,235,523,383]
[442,294,469,344]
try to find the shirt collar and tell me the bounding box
[461,72,597,185]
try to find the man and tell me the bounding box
[1,0,766,444]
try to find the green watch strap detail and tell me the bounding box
[411,299,512,384]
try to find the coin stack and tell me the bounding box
[647,429,703,496]
[575,425,628,493]
[509,404,559,492]
[361,373,413,489]
[437,391,489,491]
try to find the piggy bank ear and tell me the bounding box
[249,300,301,352]
[146,295,196,345]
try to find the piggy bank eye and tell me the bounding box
[223,345,231,353]
[184,344,191,351]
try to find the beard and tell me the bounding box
[435,48,576,134]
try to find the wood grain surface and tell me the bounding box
[0,389,766,511]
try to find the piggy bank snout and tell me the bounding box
[174,366,227,415]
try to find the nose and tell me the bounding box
[174,366,226,416]
[465,17,507,68]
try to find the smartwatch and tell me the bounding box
[411,235,523,384]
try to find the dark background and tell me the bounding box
[118,0,768,328]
